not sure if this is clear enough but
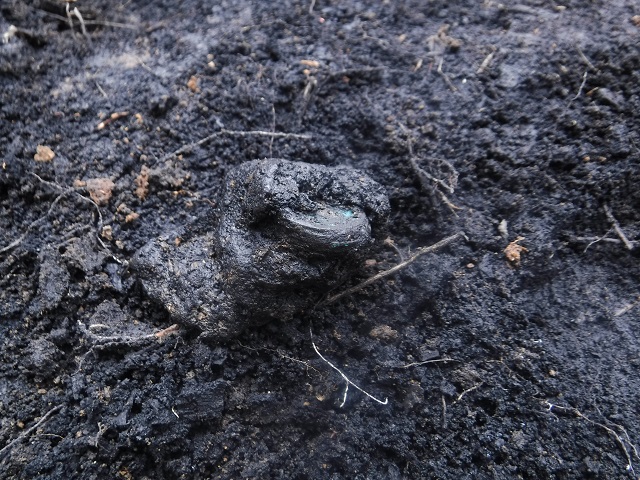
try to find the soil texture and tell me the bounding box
[1,1,639,479]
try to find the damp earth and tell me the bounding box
[1,1,639,479]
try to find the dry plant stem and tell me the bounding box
[604,204,634,251]
[158,129,312,164]
[323,231,466,305]
[310,326,388,407]
[94,81,108,98]
[546,402,639,473]
[0,405,62,460]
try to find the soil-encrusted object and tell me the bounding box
[133,159,390,341]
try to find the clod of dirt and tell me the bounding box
[134,163,189,200]
[132,159,390,341]
[187,75,200,93]
[134,165,150,200]
[369,325,399,342]
[33,145,55,162]
[31,247,69,312]
[74,177,115,206]
[504,236,528,266]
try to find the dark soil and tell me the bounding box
[1,1,639,479]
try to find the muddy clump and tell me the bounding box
[132,159,389,341]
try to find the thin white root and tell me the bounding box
[453,382,484,404]
[310,326,388,407]
[79,321,179,345]
[158,129,312,164]
[401,358,455,368]
[72,7,88,37]
[572,71,588,102]
[546,402,639,473]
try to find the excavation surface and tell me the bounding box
[1,1,639,478]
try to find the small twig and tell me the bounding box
[604,204,634,251]
[310,326,388,407]
[409,156,456,194]
[403,129,460,213]
[323,232,466,305]
[157,129,312,164]
[0,405,62,460]
[75,323,180,372]
[574,229,634,253]
[139,62,162,78]
[576,235,622,245]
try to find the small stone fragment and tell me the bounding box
[34,145,55,162]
